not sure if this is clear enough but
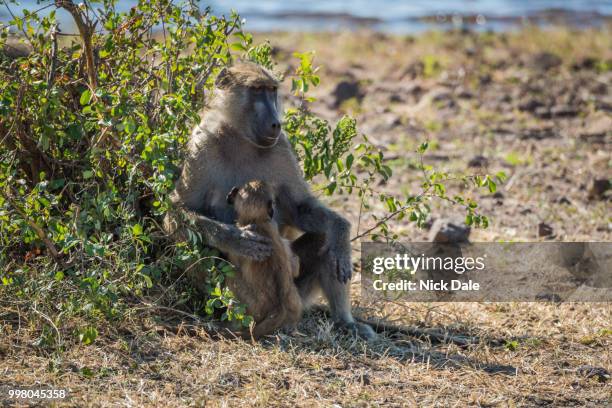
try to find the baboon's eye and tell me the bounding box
[253,86,265,93]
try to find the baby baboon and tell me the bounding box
[225,180,302,338]
[164,61,375,340]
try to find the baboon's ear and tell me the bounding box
[226,187,239,205]
[215,67,231,89]
[267,200,274,219]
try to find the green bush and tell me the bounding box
[0,0,499,348]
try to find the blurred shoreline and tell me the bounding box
[240,8,612,33]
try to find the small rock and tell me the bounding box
[557,196,572,205]
[529,52,562,71]
[332,80,364,108]
[401,61,424,80]
[1,39,32,59]
[535,106,552,118]
[550,105,579,117]
[571,57,597,71]
[582,115,612,138]
[468,155,489,168]
[588,179,611,200]
[479,73,492,85]
[518,98,545,112]
[455,86,474,99]
[428,219,471,243]
[577,366,610,383]
[405,83,424,98]
[520,127,555,140]
[538,222,554,237]
[427,88,453,103]
[389,93,404,103]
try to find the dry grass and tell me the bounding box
[1,300,610,406]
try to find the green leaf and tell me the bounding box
[124,118,136,135]
[487,178,497,193]
[132,224,143,236]
[78,327,98,345]
[80,89,92,106]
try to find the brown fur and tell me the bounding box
[226,181,302,338]
[215,62,278,90]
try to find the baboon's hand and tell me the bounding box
[319,235,352,283]
[334,248,353,283]
[227,224,272,260]
[323,242,352,283]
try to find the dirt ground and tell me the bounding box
[1,27,611,407]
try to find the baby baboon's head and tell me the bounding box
[213,62,281,148]
[226,180,275,225]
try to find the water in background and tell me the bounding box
[2,0,612,32]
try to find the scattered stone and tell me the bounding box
[455,86,474,99]
[535,106,552,118]
[550,105,579,117]
[493,192,504,199]
[389,93,404,103]
[479,73,492,85]
[588,179,611,200]
[577,366,610,383]
[401,61,424,79]
[557,196,572,205]
[428,218,471,243]
[468,155,489,168]
[426,87,453,103]
[571,56,597,71]
[520,127,555,140]
[332,79,364,108]
[1,39,32,59]
[538,222,554,237]
[529,52,562,71]
[518,98,545,112]
[581,115,612,138]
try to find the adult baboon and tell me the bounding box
[226,180,302,338]
[164,62,375,339]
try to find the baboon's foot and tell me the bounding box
[336,320,377,341]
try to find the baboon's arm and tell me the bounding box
[278,188,353,283]
[166,203,272,261]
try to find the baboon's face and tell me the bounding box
[247,85,281,147]
[215,63,281,148]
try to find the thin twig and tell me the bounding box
[0,187,63,264]
[46,24,59,91]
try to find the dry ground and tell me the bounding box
[1,27,611,407]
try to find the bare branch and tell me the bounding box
[56,0,98,88]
